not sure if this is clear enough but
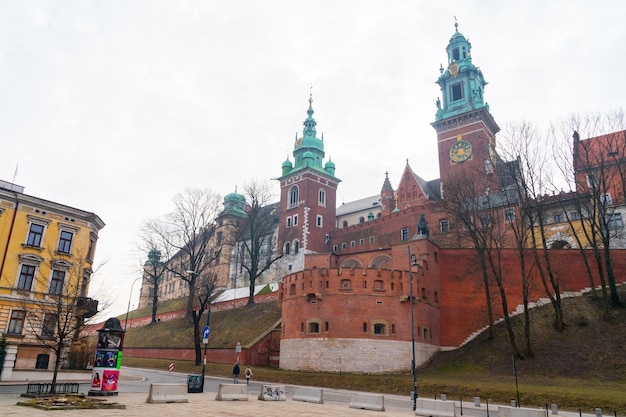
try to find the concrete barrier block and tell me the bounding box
[498,405,545,417]
[146,383,188,403]
[415,398,456,417]
[293,387,324,404]
[215,383,249,401]
[349,393,385,412]
[258,384,286,401]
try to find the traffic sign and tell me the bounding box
[203,326,210,339]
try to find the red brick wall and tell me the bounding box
[439,248,626,347]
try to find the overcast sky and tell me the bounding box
[1,1,624,319]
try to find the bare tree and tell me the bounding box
[498,121,567,336]
[552,111,625,313]
[143,188,222,365]
[20,253,100,393]
[235,181,284,305]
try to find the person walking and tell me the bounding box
[244,366,253,385]
[232,362,241,384]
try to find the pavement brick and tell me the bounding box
[0,392,413,417]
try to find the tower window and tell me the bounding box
[401,227,409,241]
[286,217,292,228]
[451,83,464,102]
[318,188,326,206]
[316,215,323,227]
[293,240,300,254]
[452,48,460,61]
[289,185,299,208]
[293,214,298,226]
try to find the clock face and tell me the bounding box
[449,62,460,78]
[450,140,472,163]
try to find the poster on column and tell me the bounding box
[94,350,119,368]
[91,369,103,389]
[102,370,119,391]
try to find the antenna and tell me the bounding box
[11,164,18,184]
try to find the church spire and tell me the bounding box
[303,87,317,137]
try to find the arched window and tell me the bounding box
[342,220,348,228]
[318,188,326,206]
[293,240,300,254]
[359,217,365,223]
[284,242,291,255]
[289,185,299,208]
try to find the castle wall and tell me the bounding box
[438,248,626,348]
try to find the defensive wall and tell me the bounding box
[280,240,626,372]
[438,248,626,348]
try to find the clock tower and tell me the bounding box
[432,20,500,192]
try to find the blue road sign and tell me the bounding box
[203,326,210,339]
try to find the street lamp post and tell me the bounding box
[407,246,418,410]
[124,276,142,331]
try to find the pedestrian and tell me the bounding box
[244,366,253,385]
[232,361,240,384]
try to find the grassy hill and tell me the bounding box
[124,301,281,348]
[122,287,626,411]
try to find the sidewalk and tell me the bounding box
[0,390,414,417]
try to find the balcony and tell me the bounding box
[77,297,99,318]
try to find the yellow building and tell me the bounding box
[0,180,104,381]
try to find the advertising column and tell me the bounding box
[88,318,125,396]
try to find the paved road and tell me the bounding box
[0,367,612,417]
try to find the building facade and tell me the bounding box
[0,180,104,380]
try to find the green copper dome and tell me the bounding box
[278,93,339,183]
[222,188,247,218]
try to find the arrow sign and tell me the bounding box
[203,326,210,339]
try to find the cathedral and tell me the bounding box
[275,22,626,372]
[137,21,626,373]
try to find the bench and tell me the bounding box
[258,384,286,401]
[215,383,249,401]
[349,393,385,411]
[498,405,546,417]
[145,383,188,403]
[293,387,324,404]
[415,398,456,417]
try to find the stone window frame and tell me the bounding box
[306,319,322,334]
[372,319,390,336]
